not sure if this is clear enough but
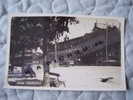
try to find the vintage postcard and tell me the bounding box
[4,14,126,90]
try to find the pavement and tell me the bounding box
[50,66,125,90]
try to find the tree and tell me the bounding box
[10,16,78,85]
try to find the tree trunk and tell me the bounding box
[42,39,50,87]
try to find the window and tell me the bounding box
[95,41,104,47]
[82,46,88,52]
[67,53,72,58]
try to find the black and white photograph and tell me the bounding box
[5,14,126,90]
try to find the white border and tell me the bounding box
[4,13,126,91]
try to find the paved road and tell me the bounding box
[50,66,125,90]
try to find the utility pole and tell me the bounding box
[55,40,58,63]
[105,23,108,61]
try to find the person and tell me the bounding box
[52,60,59,67]
[23,64,36,78]
[36,47,43,56]
[9,64,13,72]
[45,61,50,72]
[35,65,44,80]
[37,66,41,70]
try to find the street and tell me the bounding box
[50,66,125,90]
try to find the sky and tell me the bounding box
[58,17,120,42]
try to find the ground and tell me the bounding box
[50,66,125,90]
[8,65,125,90]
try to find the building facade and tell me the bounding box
[47,25,121,66]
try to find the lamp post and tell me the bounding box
[54,40,58,63]
[105,23,108,61]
